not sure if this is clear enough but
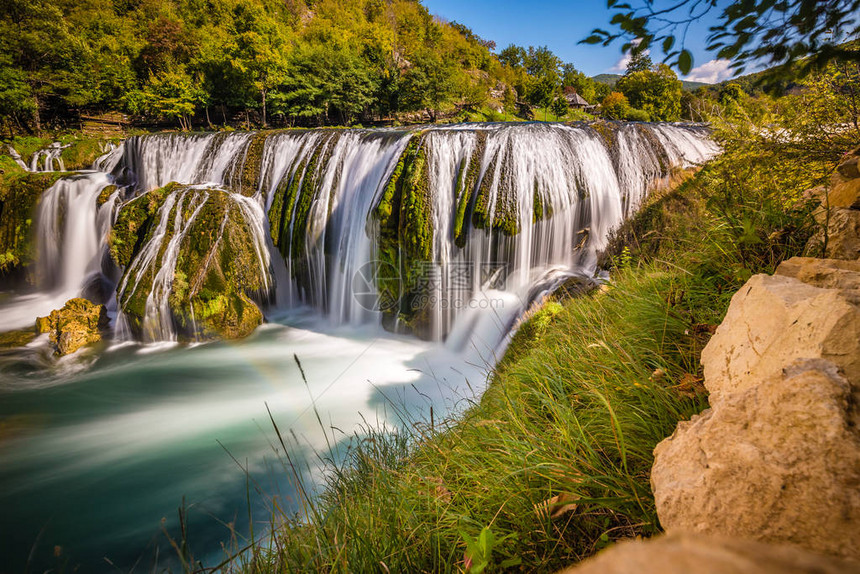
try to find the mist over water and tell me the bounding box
[0,123,717,572]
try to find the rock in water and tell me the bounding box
[110,183,270,342]
[36,298,109,356]
[651,257,860,560]
[558,533,859,574]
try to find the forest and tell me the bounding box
[0,0,710,132]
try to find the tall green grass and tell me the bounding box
[212,267,722,573]
[192,120,834,573]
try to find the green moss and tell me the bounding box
[1,135,120,171]
[59,137,119,170]
[0,171,66,278]
[472,139,520,236]
[453,131,486,247]
[109,182,176,268]
[96,185,117,207]
[0,329,36,348]
[239,131,270,196]
[371,132,438,334]
[590,120,617,149]
[112,183,265,341]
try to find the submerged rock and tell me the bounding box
[651,257,860,560]
[36,298,109,356]
[110,183,270,342]
[559,533,859,574]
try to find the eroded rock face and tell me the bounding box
[36,298,109,356]
[558,533,860,574]
[807,145,860,260]
[651,257,860,560]
[110,183,269,342]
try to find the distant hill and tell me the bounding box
[592,73,710,92]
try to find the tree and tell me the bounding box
[498,44,527,69]
[616,64,682,121]
[131,67,204,130]
[584,0,860,84]
[626,51,652,74]
[561,63,596,104]
[601,91,630,120]
[229,1,290,127]
[550,92,569,119]
[0,54,35,133]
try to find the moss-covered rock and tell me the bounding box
[237,131,269,196]
[372,132,438,336]
[36,297,108,356]
[96,185,118,207]
[0,329,36,348]
[111,183,268,341]
[0,170,66,281]
[267,130,343,299]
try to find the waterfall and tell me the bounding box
[0,123,718,344]
[36,173,114,291]
[114,132,255,192]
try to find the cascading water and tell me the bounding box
[0,123,717,343]
[0,123,719,573]
[0,172,117,330]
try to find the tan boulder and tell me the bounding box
[806,145,860,260]
[652,359,860,558]
[807,207,860,260]
[557,533,860,574]
[38,298,109,356]
[652,258,860,560]
[699,261,860,407]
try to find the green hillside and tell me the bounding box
[594,73,709,91]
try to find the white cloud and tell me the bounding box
[684,59,734,83]
[609,40,646,73]
[610,52,632,73]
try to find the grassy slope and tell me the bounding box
[219,120,832,573]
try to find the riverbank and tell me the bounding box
[214,120,835,571]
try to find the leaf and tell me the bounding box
[678,49,693,75]
[662,36,675,52]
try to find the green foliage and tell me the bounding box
[625,107,650,122]
[586,0,860,88]
[615,64,682,121]
[0,0,536,130]
[0,170,64,278]
[601,91,630,120]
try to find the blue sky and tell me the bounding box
[422,0,736,83]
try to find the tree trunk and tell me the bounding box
[32,93,41,135]
[261,89,267,128]
[221,105,227,125]
[205,107,213,129]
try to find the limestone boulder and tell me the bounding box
[36,297,109,356]
[558,533,859,574]
[652,258,860,560]
[806,145,860,260]
[699,259,860,407]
